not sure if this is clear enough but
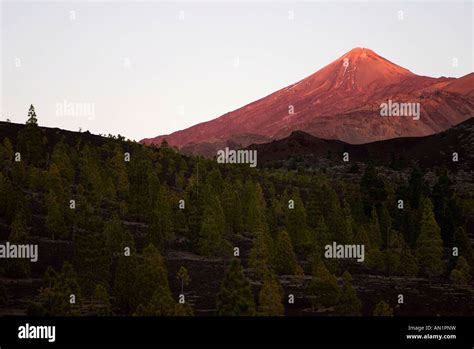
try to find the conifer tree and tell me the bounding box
[306,262,340,309]
[312,214,329,256]
[135,244,173,311]
[379,204,392,248]
[37,262,81,316]
[51,141,75,186]
[135,286,175,316]
[221,182,243,236]
[147,184,173,250]
[249,230,272,279]
[342,199,355,243]
[45,192,68,239]
[0,174,15,222]
[258,271,284,316]
[107,145,129,199]
[306,178,324,229]
[176,266,191,295]
[407,165,424,210]
[5,213,31,278]
[26,104,38,125]
[373,300,394,316]
[386,232,419,277]
[450,256,471,285]
[273,230,297,275]
[91,284,112,316]
[361,162,387,214]
[17,105,45,166]
[216,259,256,316]
[244,182,268,236]
[185,174,204,248]
[0,139,12,171]
[197,192,230,257]
[453,227,474,271]
[285,188,310,251]
[113,247,139,314]
[321,183,347,242]
[74,205,110,293]
[415,198,445,276]
[174,302,194,316]
[368,207,382,248]
[336,271,361,316]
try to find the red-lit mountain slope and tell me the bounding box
[141,48,474,156]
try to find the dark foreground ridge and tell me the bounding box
[248,117,474,171]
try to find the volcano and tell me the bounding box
[141,48,474,155]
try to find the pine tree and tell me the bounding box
[51,141,75,186]
[17,105,45,166]
[245,182,268,236]
[453,227,474,271]
[1,138,14,167]
[407,165,424,210]
[0,174,16,223]
[398,244,419,277]
[147,183,173,250]
[45,192,68,240]
[342,199,355,243]
[221,182,243,236]
[306,178,324,229]
[306,262,340,309]
[176,266,191,295]
[135,286,176,316]
[249,230,272,279]
[216,259,256,316]
[373,300,394,316]
[5,213,31,278]
[74,205,110,293]
[258,271,284,316]
[107,145,129,199]
[311,214,329,256]
[174,302,194,316]
[197,192,230,257]
[26,104,38,125]
[336,271,361,316]
[379,204,392,248]
[361,162,387,214]
[185,173,204,248]
[113,250,139,314]
[91,284,112,316]
[37,262,81,316]
[415,198,445,276]
[321,183,347,242]
[273,230,297,275]
[450,256,471,285]
[285,188,310,251]
[368,207,382,248]
[135,244,173,311]
[103,214,128,257]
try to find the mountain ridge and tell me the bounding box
[141,48,473,155]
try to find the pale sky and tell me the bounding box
[1,1,472,141]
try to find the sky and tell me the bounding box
[1,1,472,141]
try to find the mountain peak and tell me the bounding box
[311,47,416,93]
[345,47,377,57]
[142,48,472,154]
